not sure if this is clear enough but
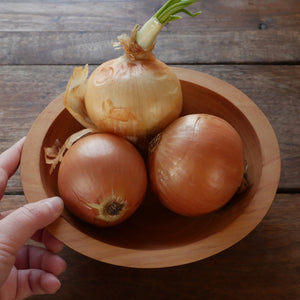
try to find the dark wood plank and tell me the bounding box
[0,0,299,64]
[1,193,299,300]
[0,65,299,191]
[1,30,299,65]
[0,0,298,32]
[0,1,298,298]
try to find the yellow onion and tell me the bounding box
[63,0,201,144]
[84,50,182,140]
[46,1,201,173]
[148,114,245,217]
[58,133,148,227]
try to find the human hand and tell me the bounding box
[0,138,66,300]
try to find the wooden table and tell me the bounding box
[0,1,299,299]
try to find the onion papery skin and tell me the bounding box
[85,54,182,141]
[58,133,148,227]
[148,114,245,217]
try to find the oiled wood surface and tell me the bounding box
[0,0,299,299]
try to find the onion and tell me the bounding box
[148,114,245,217]
[84,49,182,139]
[57,133,147,227]
[63,0,201,143]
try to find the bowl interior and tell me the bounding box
[40,77,262,251]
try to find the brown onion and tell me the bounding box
[84,48,182,140]
[63,0,201,143]
[148,114,245,217]
[58,133,147,227]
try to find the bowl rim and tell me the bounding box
[20,67,281,268]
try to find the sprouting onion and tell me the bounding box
[45,0,201,172]
[83,0,201,141]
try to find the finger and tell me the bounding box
[15,245,66,276]
[0,212,64,253]
[31,229,64,253]
[0,137,26,199]
[0,197,63,254]
[0,197,63,284]
[0,137,26,175]
[16,269,61,299]
[0,266,16,299]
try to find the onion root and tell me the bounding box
[88,195,128,223]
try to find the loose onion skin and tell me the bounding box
[148,114,245,217]
[58,133,147,227]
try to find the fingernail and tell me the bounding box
[44,197,64,215]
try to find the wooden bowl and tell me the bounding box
[20,67,281,268]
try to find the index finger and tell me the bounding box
[0,137,26,176]
[0,137,26,198]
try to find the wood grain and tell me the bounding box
[1,0,298,32]
[0,0,299,64]
[1,30,299,65]
[1,194,299,300]
[0,65,299,191]
[0,0,299,298]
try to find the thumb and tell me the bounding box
[0,197,64,284]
